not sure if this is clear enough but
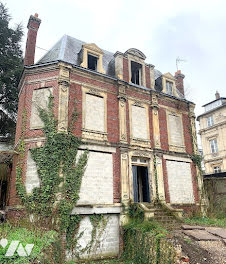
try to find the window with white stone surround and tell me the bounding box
[210,138,218,153]
[77,151,113,205]
[30,88,52,129]
[84,93,105,132]
[166,160,194,204]
[168,113,184,147]
[131,105,148,140]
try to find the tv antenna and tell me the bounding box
[176,57,186,71]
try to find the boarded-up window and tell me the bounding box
[166,160,194,203]
[77,151,113,205]
[131,105,147,139]
[168,114,183,146]
[85,94,104,132]
[30,88,52,129]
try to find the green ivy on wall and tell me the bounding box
[16,95,88,249]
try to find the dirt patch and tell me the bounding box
[198,241,226,264]
[172,226,226,264]
[173,232,216,264]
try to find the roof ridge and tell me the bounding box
[58,35,68,60]
[36,35,65,64]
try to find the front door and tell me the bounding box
[132,165,150,203]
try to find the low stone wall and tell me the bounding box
[204,177,226,215]
[123,229,176,264]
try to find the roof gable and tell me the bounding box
[82,43,104,55]
[125,48,146,60]
[163,72,175,80]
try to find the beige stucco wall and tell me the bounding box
[199,105,226,174]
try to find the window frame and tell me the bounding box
[80,43,105,74]
[127,54,146,87]
[206,115,214,127]
[87,53,98,71]
[128,99,150,147]
[162,73,176,97]
[82,86,107,141]
[30,87,53,130]
[166,81,173,95]
[167,111,185,152]
[130,61,142,85]
[209,138,218,153]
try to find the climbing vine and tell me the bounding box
[15,94,88,251]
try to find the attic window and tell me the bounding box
[131,61,142,85]
[88,54,98,71]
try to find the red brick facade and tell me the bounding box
[8,27,200,217]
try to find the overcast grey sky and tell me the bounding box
[3,0,226,138]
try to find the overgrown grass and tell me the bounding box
[184,217,226,227]
[123,218,168,236]
[66,260,130,264]
[0,223,58,263]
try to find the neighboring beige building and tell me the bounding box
[197,92,226,174]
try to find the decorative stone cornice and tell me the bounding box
[124,48,146,60]
[132,101,142,107]
[87,88,101,96]
[82,43,104,55]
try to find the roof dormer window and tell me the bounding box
[80,43,105,74]
[162,73,176,97]
[124,48,146,87]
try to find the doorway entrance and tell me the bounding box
[0,181,7,209]
[132,165,150,203]
[0,164,10,210]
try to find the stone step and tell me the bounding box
[154,216,177,221]
[154,211,173,216]
[155,213,175,218]
[141,202,156,209]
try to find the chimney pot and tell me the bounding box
[174,70,185,97]
[215,91,220,99]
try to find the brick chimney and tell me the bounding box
[174,70,185,97]
[215,91,220,99]
[24,13,41,66]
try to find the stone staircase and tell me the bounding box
[139,202,183,228]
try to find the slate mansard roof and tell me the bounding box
[37,35,116,76]
[37,34,163,80]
